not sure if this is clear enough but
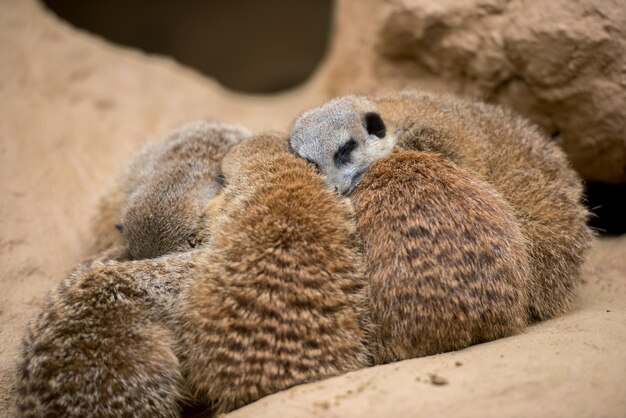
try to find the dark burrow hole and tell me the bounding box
[42,0,333,94]
[584,182,626,236]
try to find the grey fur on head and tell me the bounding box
[289,96,397,195]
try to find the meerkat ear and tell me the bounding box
[114,223,124,233]
[364,112,386,138]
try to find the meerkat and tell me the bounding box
[351,151,529,363]
[175,133,370,414]
[91,121,251,260]
[289,91,593,321]
[15,251,202,417]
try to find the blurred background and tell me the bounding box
[43,0,333,93]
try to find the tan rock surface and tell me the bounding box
[1,0,625,416]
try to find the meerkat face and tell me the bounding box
[289,96,396,196]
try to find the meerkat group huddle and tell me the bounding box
[16,91,592,417]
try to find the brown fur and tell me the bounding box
[352,151,530,364]
[91,121,250,260]
[175,133,370,414]
[16,131,368,416]
[15,251,199,417]
[290,91,593,321]
[377,91,593,321]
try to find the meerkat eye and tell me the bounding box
[364,112,386,138]
[187,233,197,248]
[215,173,226,188]
[114,223,124,233]
[334,139,358,166]
[305,158,321,172]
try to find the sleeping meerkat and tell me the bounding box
[91,121,251,260]
[15,251,199,417]
[175,133,370,414]
[352,151,530,363]
[289,91,593,321]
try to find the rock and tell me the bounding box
[429,374,449,386]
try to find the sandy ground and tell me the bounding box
[0,1,624,416]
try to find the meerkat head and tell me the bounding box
[289,96,396,196]
[120,184,209,259]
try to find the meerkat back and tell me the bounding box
[352,151,530,364]
[15,251,199,417]
[376,92,593,321]
[290,92,593,322]
[176,134,370,414]
[91,121,251,259]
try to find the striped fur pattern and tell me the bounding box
[290,91,593,321]
[379,91,593,321]
[15,252,198,417]
[352,151,530,363]
[176,134,370,414]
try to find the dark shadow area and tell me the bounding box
[585,182,626,236]
[42,0,333,93]
[180,403,212,418]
